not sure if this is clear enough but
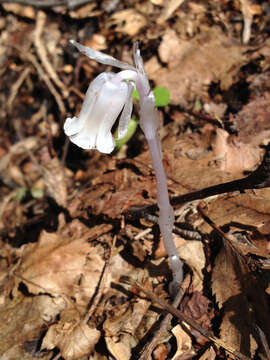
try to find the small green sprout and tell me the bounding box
[13,187,44,202]
[114,117,138,152]
[14,187,27,202]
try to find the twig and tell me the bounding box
[149,213,201,241]
[61,137,70,165]
[132,282,251,360]
[23,50,66,116]
[134,228,152,241]
[0,0,95,9]
[34,11,68,96]
[7,67,31,112]
[240,0,253,44]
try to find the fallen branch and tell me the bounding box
[131,281,251,360]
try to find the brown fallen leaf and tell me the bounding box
[152,27,248,106]
[212,243,258,358]
[70,163,157,218]
[15,221,106,309]
[41,317,100,360]
[199,204,270,358]
[132,282,252,360]
[0,294,46,359]
[104,273,159,359]
[198,189,270,236]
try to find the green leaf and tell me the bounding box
[114,118,138,152]
[153,87,170,107]
[132,86,170,107]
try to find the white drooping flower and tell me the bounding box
[64,41,141,154]
[64,40,184,288]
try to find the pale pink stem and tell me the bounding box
[136,72,184,289]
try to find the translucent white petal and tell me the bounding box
[96,131,115,154]
[70,40,136,71]
[94,81,128,152]
[67,74,128,152]
[64,72,109,137]
[79,72,112,119]
[117,82,134,139]
[69,131,98,150]
[64,116,80,137]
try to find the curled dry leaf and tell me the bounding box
[178,241,205,291]
[181,291,213,332]
[171,324,194,360]
[42,319,100,360]
[199,346,216,360]
[42,157,68,207]
[212,128,261,174]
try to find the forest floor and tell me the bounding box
[1,0,270,359]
